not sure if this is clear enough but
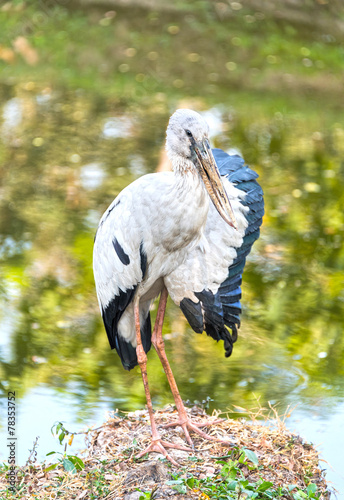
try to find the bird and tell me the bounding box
[93,109,264,464]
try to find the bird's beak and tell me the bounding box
[193,139,237,229]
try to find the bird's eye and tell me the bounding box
[185,130,193,138]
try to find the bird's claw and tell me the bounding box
[135,438,192,467]
[162,417,231,447]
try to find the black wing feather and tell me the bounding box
[181,149,264,357]
[102,242,151,371]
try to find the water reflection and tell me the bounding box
[0,83,343,493]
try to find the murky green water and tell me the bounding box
[0,1,344,496]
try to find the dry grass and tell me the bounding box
[0,404,331,499]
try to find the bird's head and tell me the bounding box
[166,109,237,229]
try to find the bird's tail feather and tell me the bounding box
[180,290,240,358]
[195,289,240,357]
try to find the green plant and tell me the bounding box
[51,422,74,448]
[44,422,86,474]
[86,466,112,498]
[166,447,321,499]
[136,486,158,499]
[45,451,85,474]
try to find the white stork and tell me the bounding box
[93,109,264,464]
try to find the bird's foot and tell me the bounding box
[162,416,231,447]
[135,437,191,466]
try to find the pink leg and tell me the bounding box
[133,300,190,466]
[152,288,230,446]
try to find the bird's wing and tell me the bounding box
[165,149,264,356]
[93,192,151,370]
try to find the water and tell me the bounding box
[0,2,344,496]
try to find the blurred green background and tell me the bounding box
[0,0,343,495]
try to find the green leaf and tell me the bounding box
[247,493,259,499]
[293,491,308,500]
[137,493,149,500]
[74,457,85,470]
[46,451,57,456]
[166,480,187,494]
[227,480,237,490]
[220,463,230,476]
[62,458,77,473]
[307,484,317,496]
[51,422,61,436]
[44,463,58,472]
[53,422,62,436]
[58,431,65,444]
[242,448,259,467]
[168,483,186,493]
[257,480,273,492]
[228,467,238,480]
[136,488,149,500]
[186,477,195,488]
[67,455,85,470]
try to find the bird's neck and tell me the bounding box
[171,161,210,235]
[170,154,195,175]
[171,155,205,192]
[173,166,205,196]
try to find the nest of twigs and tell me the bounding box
[0,405,331,499]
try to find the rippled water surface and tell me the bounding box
[0,1,344,496]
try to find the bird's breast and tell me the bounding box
[139,207,208,299]
[142,175,209,254]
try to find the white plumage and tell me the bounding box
[93,109,264,463]
[94,110,248,352]
[165,178,249,305]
